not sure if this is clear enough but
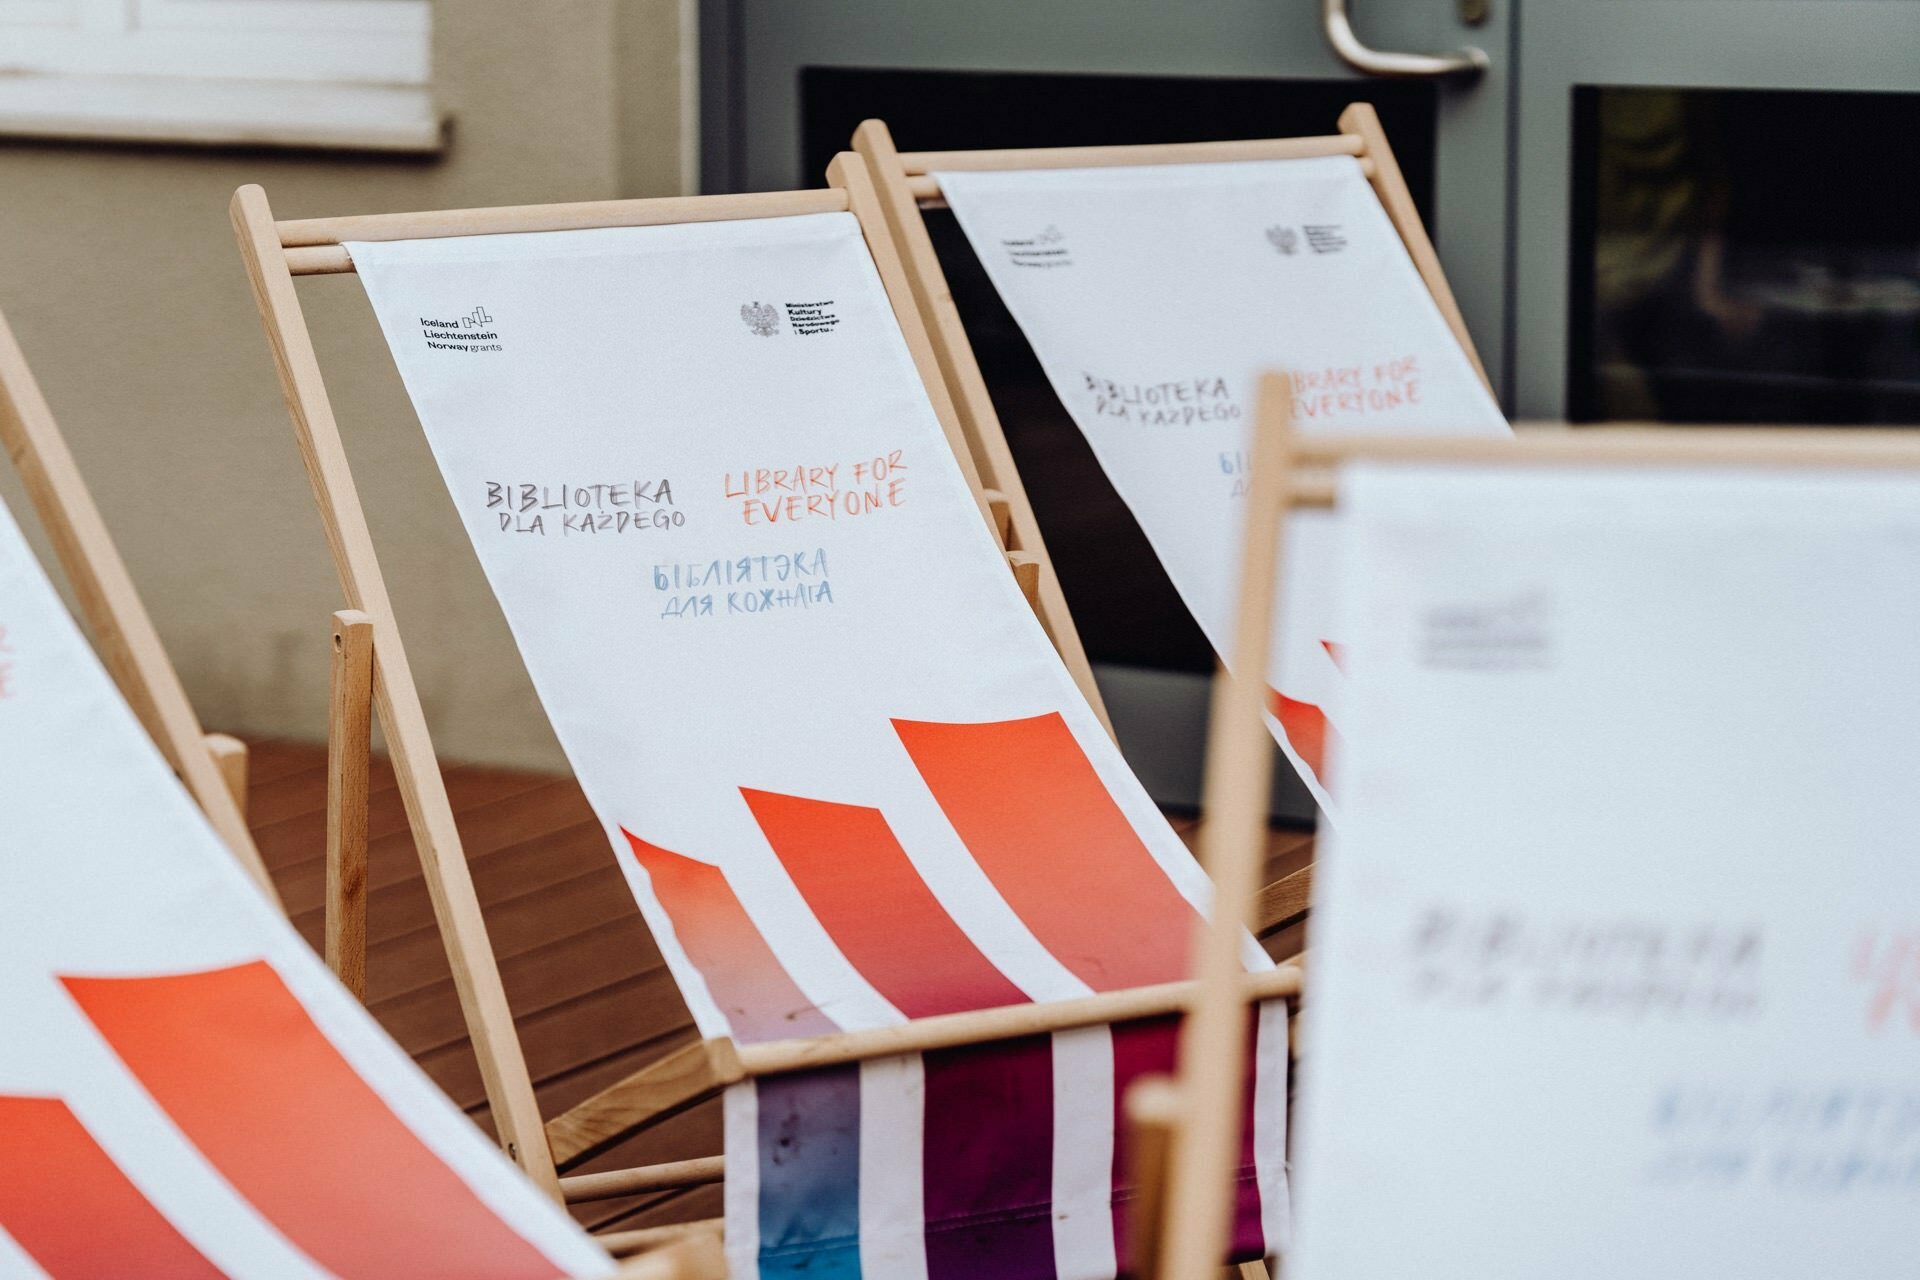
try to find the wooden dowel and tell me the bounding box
[908,156,1372,204]
[202,732,249,819]
[898,134,1363,175]
[726,967,1301,1082]
[1125,1075,1185,1280]
[287,245,355,276]
[275,189,850,248]
[325,608,374,1001]
[1009,550,1042,610]
[982,488,1013,546]
[597,1220,724,1259]
[560,1156,725,1203]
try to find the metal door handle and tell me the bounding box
[1323,0,1489,78]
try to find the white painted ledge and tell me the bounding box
[0,73,443,152]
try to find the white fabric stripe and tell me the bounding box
[724,1082,761,1280]
[858,1054,929,1280]
[1050,1026,1118,1280]
[1254,999,1294,1260]
[0,1227,52,1279]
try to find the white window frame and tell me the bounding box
[0,0,440,152]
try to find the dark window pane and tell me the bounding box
[1570,87,1920,424]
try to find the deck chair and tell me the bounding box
[230,156,1301,1278]
[855,104,1509,912]
[0,306,269,896]
[1164,393,1920,1278]
[0,484,714,1280]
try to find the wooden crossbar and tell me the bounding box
[560,1157,726,1203]
[720,966,1303,1083]
[278,189,850,245]
[895,133,1364,175]
[906,161,1375,203]
[277,189,854,276]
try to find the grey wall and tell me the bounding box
[0,0,694,769]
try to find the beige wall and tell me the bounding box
[0,0,694,769]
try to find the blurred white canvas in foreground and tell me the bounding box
[1294,463,1920,1278]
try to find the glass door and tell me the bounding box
[1512,0,1920,420]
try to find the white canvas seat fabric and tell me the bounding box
[0,494,610,1279]
[938,156,1511,813]
[1295,461,1920,1278]
[345,211,1289,1280]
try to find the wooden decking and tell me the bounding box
[242,738,1312,1235]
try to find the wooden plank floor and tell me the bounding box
[242,737,1313,1235]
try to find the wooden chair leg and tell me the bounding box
[326,609,375,1000]
[202,732,250,819]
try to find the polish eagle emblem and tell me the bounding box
[1266,225,1299,255]
[740,300,781,337]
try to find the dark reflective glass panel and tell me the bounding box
[1571,87,1920,424]
[803,68,1437,672]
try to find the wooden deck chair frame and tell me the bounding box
[230,156,1304,1229]
[854,102,1492,938]
[1137,395,1920,1280]
[0,306,273,900]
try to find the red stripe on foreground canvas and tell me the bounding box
[61,961,564,1280]
[0,1095,224,1280]
[623,828,837,1043]
[894,713,1198,991]
[743,787,1029,1019]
